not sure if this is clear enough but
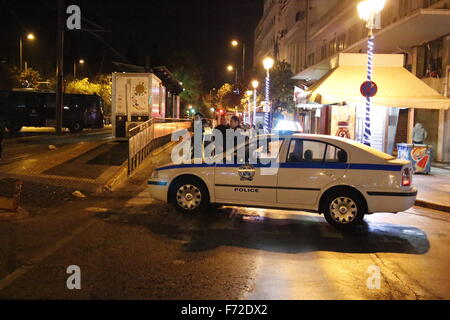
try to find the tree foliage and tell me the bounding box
[167,51,204,116]
[212,83,243,112]
[12,67,42,88]
[65,75,113,115]
[255,60,296,113]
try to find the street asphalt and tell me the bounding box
[0,144,449,300]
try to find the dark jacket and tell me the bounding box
[214,124,229,153]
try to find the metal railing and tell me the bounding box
[128,118,191,176]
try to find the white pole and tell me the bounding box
[264,70,270,133]
[253,89,257,128]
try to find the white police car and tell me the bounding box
[148,134,417,229]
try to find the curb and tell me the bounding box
[0,207,30,222]
[415,199,450,213]
[102,141,176,192]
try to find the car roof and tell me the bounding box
[263,133,348,142]
[263,133,396,161]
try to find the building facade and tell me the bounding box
[254,0,450,162]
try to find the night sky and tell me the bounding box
[0,0,263,90]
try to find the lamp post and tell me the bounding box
[263,57,274,133]
[19,33,35,71]
[227,65,238,86]
[231,40,246,83]
[251,80,259,128]
[73,59,85,79]
[358,0,386,146]
[245,90,253,125]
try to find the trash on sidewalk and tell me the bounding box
[48,145,57,150]
[0,181,23,212]
[72,190,87,199]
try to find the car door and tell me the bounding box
[214,137,284,205]
[277,139,349,208]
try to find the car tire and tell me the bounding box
[69,121,84,133]
[322,190,366,230]
[170,177,211,214]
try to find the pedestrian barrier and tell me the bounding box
[128,118,191,176]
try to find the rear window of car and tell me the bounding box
[346,140,395,160]
[287,139,347,163]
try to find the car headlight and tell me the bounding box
[151,170,159,179]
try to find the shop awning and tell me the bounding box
[308,54,450,110]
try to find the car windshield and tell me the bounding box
[346,139,395,160]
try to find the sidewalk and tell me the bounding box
[414,166,450,212]
[0,130,128,193]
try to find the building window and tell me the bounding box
[337,33,346,51]
[423,0,441,7]
[308,53,315,66]
[348,24,359,45]
[321,44,327,59]
[328,38,337,56]
[295,11,305,22]
[399,0,411,17]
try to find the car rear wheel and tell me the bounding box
[69,121,84,133]
[170,178,210,214]
[323,191,365,230]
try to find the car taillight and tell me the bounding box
[402,167,412,187]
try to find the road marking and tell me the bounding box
[0,219,98,291]
[125,189,154,207]
[85,207,109,213]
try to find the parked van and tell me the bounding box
[0,91,104,133]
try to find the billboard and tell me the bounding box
[330,104,356,140]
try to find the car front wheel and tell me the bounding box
[170,178,210,214]
[323,191,365,230]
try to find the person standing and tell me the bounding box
[214,116,229,152]
[413,123,428,145]
[229,115,244,153]
[191,112,206,158]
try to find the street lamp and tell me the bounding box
[263,57,274,133]
[74,59,85,79]
[245,90,253,125]
[231,39,246,83]
[358,0,386,146]
[19,33,35,71]
[227,65,238,85]
[251,80,259,128]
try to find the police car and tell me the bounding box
[148,134,417,229]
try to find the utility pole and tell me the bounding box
[242,43,246,84]
[55,0,65,135]
[19,37,23,71]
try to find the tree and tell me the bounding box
[167,51,204,116]
[215,83,242,112]
[65,75,113,115]
[12,67,42,88]
[255,60,296,114]
[94,74,113,115]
